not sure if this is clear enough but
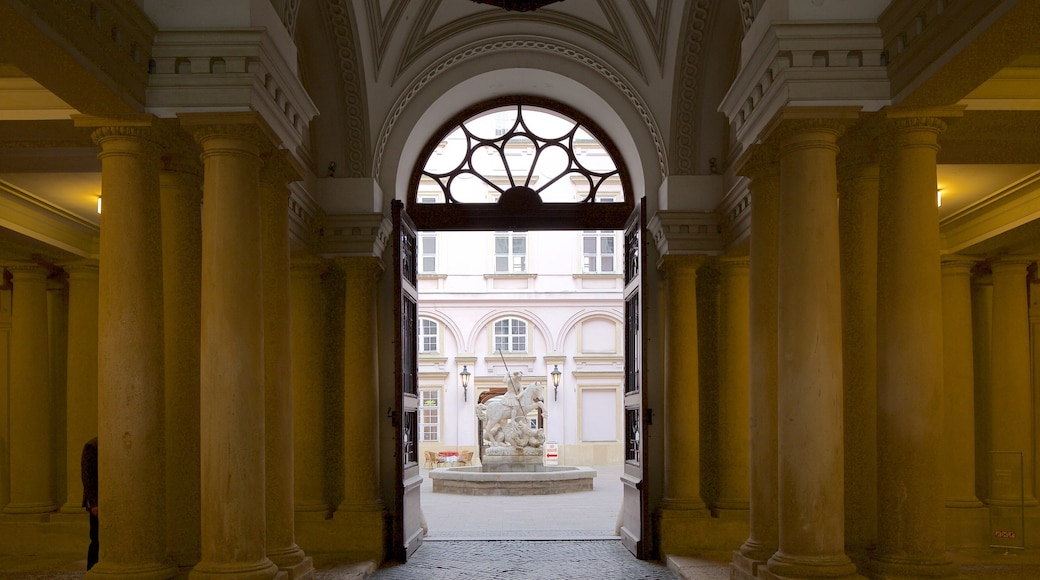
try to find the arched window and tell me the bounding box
[418,318,439,353]
[409,96,632,231]
[493,317,527,353]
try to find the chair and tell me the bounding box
[457,450,474,467]
[424,450,437,468]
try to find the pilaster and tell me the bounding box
[656,253,712,556]
[989,257,1038,508]
[290,257,330,515]
[941,256,987,549]
[714,257,750,514]
[732,145,779,579]
[60,261,99,515]
[3,262,56,515]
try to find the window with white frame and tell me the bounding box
[582,230,615,273]
[419,233,437,274]
[493,318,527,353]
[420,389,439,441]
[494,232,527,273]
[419,318,439,353]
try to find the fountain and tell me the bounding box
[428,371,596,496]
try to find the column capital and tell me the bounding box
[940,254,982,273]
[61,260,100,278]
[718,255,751,270]
[180,111,279,155]
[647,211,722,259]
[3,261,49,277]
[658,253,707,274]
[733,143,779,180]
[760,107,860,150]
[261,149,304,190]
[989,255,1037,272]
[320,213,392,259]
[74,114,165,153]
[291,255,329,275]
[333,255,384,279]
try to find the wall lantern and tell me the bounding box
[97,196,102,214]
[460,365,471,402]
[551,364,562,401]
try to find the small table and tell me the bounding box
[437,451,458,466]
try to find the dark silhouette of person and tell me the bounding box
[81,437,98,570]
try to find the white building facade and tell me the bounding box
[415,106,627,467]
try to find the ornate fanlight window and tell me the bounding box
[408,96,633,231]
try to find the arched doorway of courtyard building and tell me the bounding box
[390,97,650,562]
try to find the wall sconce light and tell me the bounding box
[551,364,562,401]
[460,365,470,402]
[97,196,102,214]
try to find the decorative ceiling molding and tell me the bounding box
[630,0,672,75]
[320,0,370,178]
[394,0,645,84]
[469,0,564,11]
[363,0,408,78]
[373,37,667,182]
[671,0,712,175]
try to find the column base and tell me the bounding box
[3,501,58,514]
[86,561,178,580]
[863,554,960,579]
[189,558,279,580]
[657,503,744,558]
[732,548,772,580]
[269,545,314,580]
[296,504,386,565]
[762,552,864,580]
[945,504,988,549]
[60,502,86,515]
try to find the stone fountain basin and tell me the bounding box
[429,465,596,496]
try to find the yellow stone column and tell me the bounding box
[733,149,780,578]
[837,145,879,555]
[186,116,277,580]
[989,257,1037,506]
[715,257,750,514]
[47,271,69,508]
[871,113,957,578]
[941,257,986,546]
[290,257,329,515]
[84,121,176,579]
[60,262,99,514]
[159,142,203,570]
[765,120,858,580]
[657,253,710,555]
[336,257,385,529]
[971,274,993,499]
[3,262,56,514]
[260,154,312,578]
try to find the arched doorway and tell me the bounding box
[391,96,650,561]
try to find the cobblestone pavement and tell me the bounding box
[362,540,675,580]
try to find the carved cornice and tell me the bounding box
[671,0,712,175]
[647,210,723,263]
[719,21,888,152]
[374,36,666,180]
[288,183,322,253]
[148,29,318,169]
[319,213,392,259]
